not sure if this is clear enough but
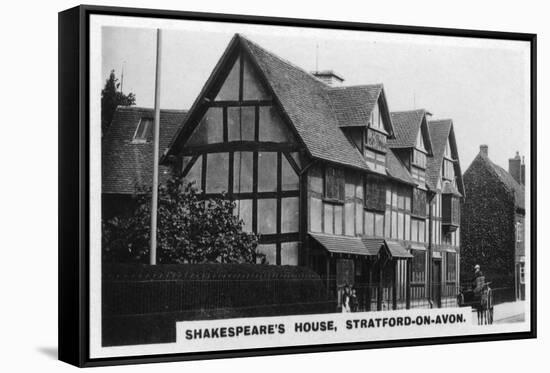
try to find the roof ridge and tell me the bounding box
[329,83,384,91]
[238,34,331,89]
[391,108,426,115]
[428,118,453,124]
[116,105,188,113]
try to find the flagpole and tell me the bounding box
[150,28,162,265]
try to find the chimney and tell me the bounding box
[509,151,522,185]
[479,144,488,157]
[311,70,344,86]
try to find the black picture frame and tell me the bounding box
[58,4,537,367]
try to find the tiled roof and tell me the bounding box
[426,119,452,191]
[102,106,187,194]
[477,154,525,210]
[386,149,416,185]
[385,240,413,258]
[240,36,370,171]
[327,84,383,128]
[388,109,430,149]
[426,119,465,195]
[163,34,437,188]
[361,238,385,256]
[309,233,377,256]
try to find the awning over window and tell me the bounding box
[385,240,413,259]
[309,233,379,257]
[361,238,385,256]
[309,233,413,259]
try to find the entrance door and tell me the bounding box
[432,260,442,308]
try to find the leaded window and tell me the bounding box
[324,166,345,202]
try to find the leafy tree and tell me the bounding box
[101,69,136,136]
[102,177,261,264]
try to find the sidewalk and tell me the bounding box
[493,301,525,323]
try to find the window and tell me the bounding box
[516,222,524,242]
[233,151,253,193]
[257,199,277,234]
[365,174,386,211]
[258,152,277,192]
[412,149,427,169]
[259,106,293,143]
[369,101,386,131]
[281,197,299,233]
[188,108,224,145]
[364,211,374,236]
[364,148,386,173]
[446,252,457,282]
[133,118,153,142]
[183,155,202,190]
[228,106,255,142]
[375,213,384,237]
[205,153,228,193]
[444,138,452,159]
[412,189,427,217]
[411,219,418,242]
[519,264,525,284]
[324,166,345,202]
[416,131,427,152]
[281,155,299,191]
[411,250,426,284]
[443,159,454,180]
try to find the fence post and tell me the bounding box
[406,258,411,309]
[377,264,383,311]
[392,261,398,310]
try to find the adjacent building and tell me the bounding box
[102,106,187,219]
[158,34,465,310]
[461,146,525,301]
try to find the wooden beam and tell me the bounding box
[182,141,300,155]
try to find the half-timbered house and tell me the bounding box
[160,34,465,311]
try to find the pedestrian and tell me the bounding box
[350,287,359,312]
[472,264,485,297]
[342,285,351,313]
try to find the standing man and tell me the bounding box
[472,264,485,297]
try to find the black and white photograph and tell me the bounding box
[56,4,536,367]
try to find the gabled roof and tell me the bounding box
[327,84,394,134]
[426,119,464,195]
[388,109,433,154]
[103,106,187,194]
[240,36,371,170]
[165,34,401,172]
[468,153,525,210]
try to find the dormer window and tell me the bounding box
[411,132,427,185]
[369,101,383,130]
[416,131,427,153]
[412,149,427,169]
[442,159,455,181]
[444,138,452,159]
[133,117,153,143]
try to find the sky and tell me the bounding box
[101,18,531,171]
